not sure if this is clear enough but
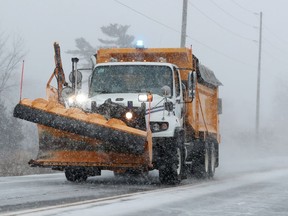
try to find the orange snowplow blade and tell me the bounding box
[13,98,152,169]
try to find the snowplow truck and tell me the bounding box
[13,42,222,184]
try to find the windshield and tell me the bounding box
[90,65,173,96]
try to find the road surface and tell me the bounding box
[0,154,288,216]
[1,141,288,215]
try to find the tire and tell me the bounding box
[158,135,185,185]
[191,141,210,179]
[208,144,216,179]
[65,168,88,182]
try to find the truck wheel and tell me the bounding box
[191,142,209,179]
[158,137,185,184]
[65,168,88,182]
[208,144,216,179]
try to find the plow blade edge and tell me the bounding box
[13,99,152,168]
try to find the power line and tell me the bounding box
[113,0,180,34]
[114,0,256,67]
[258,22,288,65]
[263,24,288,45]
[263,37,288,55]
[189,1,255,42]
[230,0,258,15]
[185,35,257,67]
[261,39,288,69]
[261,47,281,62]
[220,2,288,72]
[208,0,256,29]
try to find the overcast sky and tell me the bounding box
[1,0,288,134]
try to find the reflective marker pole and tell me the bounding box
[19,60,25,101]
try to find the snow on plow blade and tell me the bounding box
[13,98,152,168]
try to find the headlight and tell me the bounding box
[150,122,169,132]
[125,111,133,120]
[75,94,88,104]
[138,93,153,102]
[67,94,89,106]
[138,94,148,102]
[161,122,168,130]
[152,123,160,132]
[68,95,75,104]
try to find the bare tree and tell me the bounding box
[0,32,25,176]
[0,33,25,95]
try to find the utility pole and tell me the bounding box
[256,12,263,139]
[180,0,188,47]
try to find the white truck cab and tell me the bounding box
[87,62,185,139]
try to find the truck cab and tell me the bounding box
[82,61,189,183]
[87,62,185,139]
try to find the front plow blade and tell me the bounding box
[28,125,151,169]
[14,99,146,151]
[14,98,152,167]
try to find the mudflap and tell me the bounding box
[14,98,153,170]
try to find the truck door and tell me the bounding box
[173,67,184,126]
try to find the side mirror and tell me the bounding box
[69,70,83,89]
[70,57,82,92]
[90,54,97,69]
[188,71,196,100]
[218,98,222,114]
[161,85,171,97]
[61,86,74,101]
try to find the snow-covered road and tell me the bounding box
[1,155,288,216]
[0,170,163,213]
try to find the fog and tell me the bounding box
[1,1,288,161]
